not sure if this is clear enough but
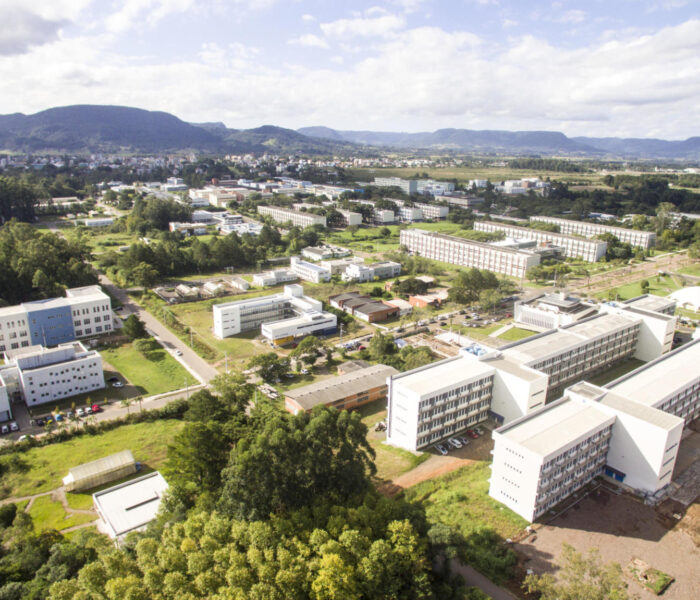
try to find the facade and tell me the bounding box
[251,269,297,287]
[93,472,169,541]
[261,311,337,346]
[397,206,423,222]
[284,364,399,414]
[414,202,449,220]
[0,380,11,421]
[0,286,112,352]
[400,228,540,278]
[342,261,401,282]
[168,222,207,235]
[374,177,418,194]
[329,291,400,322]
[530,216,657,249]
[622,294,676,315]
[514,293,598,330]
[257,205,327,228]
[2,342,104,407]
[290,257,332,283]
[337,209,363,227]
[300,245,351,261]
[373,208,395,224]
[474,221,607,262]
[321,257,365,275]
[435,194,484,208]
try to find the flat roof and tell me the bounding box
[286,364,399,410]
[531,216,656,237]
[404,229,534,256]
[497,397,614,457]
[293,260,330,273]
[502,329,583,363]
[478,221,605,245]
[93,472,168,537]
[353,301,396,315]
[262,311,335,333]
[565,312,638,338]
[598,390,682,430]
[623,294,675,313]
[480,354,544,383]
[607,338,700,406]
[393,356,495,397]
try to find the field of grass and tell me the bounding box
[100,339,197,395]
[0,420,183,499]
[587,358,645,386]
[594,274,682,301]
[497,327,537,342]
[677,264,700,277]
[27,495,96,533]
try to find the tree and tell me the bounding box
[129,261,159,287]
[290,335,325,367]
[479,288,503,312]
[246,352,290,383]
[523,544,629,600]
[132,337,152,355]
[640,279,650,294]
[368,332,396,361]
[347,224,360,238]
[379,226,391,237]
[122,314,147,340]
[183,389,231,423]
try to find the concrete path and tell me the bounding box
[450,560,519,600]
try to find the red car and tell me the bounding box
[466,429,479,439]
[91,404,101,413]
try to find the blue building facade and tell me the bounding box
[24,301,76,347]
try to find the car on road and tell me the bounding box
[91,404,101,413]
[1,425,9,435]
[35,417,46,427]
[447,437,462,449]
[466,429,479,439]
[434,443,448,455]
[175,350,183,356]
[76,407,86,417]
[9,422,19,432]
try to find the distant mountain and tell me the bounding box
[0,106,354,154]
[298,126,700,159]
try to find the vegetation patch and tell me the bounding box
[497,326,537,341]
[626,558,674,595]
[27,495,95,533]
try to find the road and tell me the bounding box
[98,273,220,383]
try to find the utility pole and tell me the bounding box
[225,352,228,374]
[339,323,344,345]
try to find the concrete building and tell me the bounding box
[284,364,399,415]
[413,202,449,220]
[2,342,104,407]
[337,209,363,227]
[329,292,400,323]
[373,208,395,224]
[213,285,335,344]
[168,222,207,236]
[0,286,112,352]
[530,216,657,249]
[80,218,114,227]
[341,261,401,283]
[321,256,365,275]
[374,177,418,194]
[94,472,169,541]
[435,194,484,208]
[400,228,540,278]
[514,293,599,330]
[397,206,423,222]
[0,379,12,421]
[257,205,327,228]
[622,294,676,315]
[300,245,351,261]
[474,221,608,262]
[251,269,298,287]
[290,256,332,283]
[220,222,264,236]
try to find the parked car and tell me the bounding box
[434,443,448,456]
[65,410,74,420]
[300,368,310,375]
[457,435,470,446]
[466,429,479,439]
[0,425,9,434]
[112,381,124,388]
[54,414,64,422]
[474,426,485,436]
[91,404,101,413]
[447,437,462,449]
[175,350,183,356]
[76,407,86,417]
[18,435,33,442]
[9,422,19,432]
[85,407,93,415]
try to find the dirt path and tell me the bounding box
[2,487,98,531]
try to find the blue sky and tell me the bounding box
[0,0,698,139]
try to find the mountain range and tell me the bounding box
[0,105,698,159]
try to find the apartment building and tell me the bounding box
[337,209,363,227]
[373,209,395,224]
[169,222,207,236]
[530,216,657,249]
[257,205,327,228]
[212,285,333,345]
[1,342,104,407]
[290,257,332,283]
[0,286,112,352]
[474,221,607,262]
[374,177,418,194]
[400,228,541,278]
[397,206,423,222]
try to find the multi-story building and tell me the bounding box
[622,294,676,315]
[342,261,401,282]
[168,222,207,236]
[413,202,449,220]
[1,342,104,407]
[321,256,365,275]
[290,257,332,283]
[514,293,599,330]
[257,205,327,228]
[530,216,656,249]
[400,228,541,278]
[416,179,456,196]
[300,245,351,261]
[213,285,334,345]
[397,206,423,222]
[374,177,418,194]
[337,209,363,227]
[251,269,298,287]
[373,209,395,224]
[435,194,484,208]
[0,286,112,352]
[474,221,607,262]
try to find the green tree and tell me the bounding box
[640,279,650,294]
[290,335,325,367]
[246,352,290,383]
[122,314,147,340]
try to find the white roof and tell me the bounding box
[669,286,700,311]
[393,357,495,397]
[93,472,168,538]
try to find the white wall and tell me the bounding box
[490,367,549,424]
[386,378,420,452]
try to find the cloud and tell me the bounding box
[320,13,406,38]
[301,14,316,22]
[555,9,586,24]
[388,0,429,13]
[289,34,329,49]
[502,18,517,28]
[0,8,66,55]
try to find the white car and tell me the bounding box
[112,381,124,388]
[9,422,19,432]
[447,437,462,449]
[434,443,448,456]
[76,407,86,417]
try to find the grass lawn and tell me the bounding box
[0,419,183,499]
[100,339,196,396]
[359,399,430,482]
[27,495,96,533]
[594,274,682,300]
[497,327,537,342]
[677,264,700,277]
[587,358,645,386]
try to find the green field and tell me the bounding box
[677,264,700,277]
[595,274,682,301]
[27,495,96,533]
[497,327,537,342]
[0,420,183,499]
[587,358,645,386]
[100,339,197,395]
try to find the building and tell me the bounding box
[80,217,114,228]
[622,294,676,315]
[284,364,399,415]
[669,286,700,312]
[341,261,401,283]
[413,202,449,220]
[514,293,599,330]
[329,291,400,323]
[321,256,365,275]
[337,209,363,227]
[372,208,395,224]
[252,269,298,287]
[220,222,264,236]
[301,245,351,261]
[474,221,608,262]
[435,194,484,208]
[400,228,541,278]
[397,206,423,222]
[416,179,456,196]
[385,297,413,316]
[2,342,104,407]
[93,472,169,541]
[63,450,138,492]
[257,205,327,228]
[530,216,657,249]
[169,222,207,236]
[213,284,335,344]
[0,379,11,421]
[0,286,112,352]
[337,359,371,375]
[374,177,418,195]
[290,257,332,283]
[409,291,449,308]
[229,276,250,291]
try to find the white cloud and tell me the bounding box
[388,0,429,13]
[320,13,406,38]
[301,13,316,22]
[555,9,586,24]
[0,8,65,55]
[502,18,517,28]
[289,34,329,49]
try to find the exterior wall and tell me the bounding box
[337,209,362,226]
[0,307,31,353]
[374,177,417,194]
[257,205,326,228]
[489,366,549,424]
[400,229,540,278]
[414,203,449,219]
[290,257,331,283]
[25,304,75,347]
[68,296,113,339]
[261,313,337,343]
[213,297,291,338]
[530,216,656,249]
[0,384,11,422]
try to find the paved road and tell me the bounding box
[98,274,219,383]
[450,560,519,600]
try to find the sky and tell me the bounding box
[0,0,698,139]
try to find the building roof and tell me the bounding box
[669,286,700,311]
[65,450,135,484]
[286,364,399,410]
[393,356,495,397]
[622,294,675,313]
[337,359,371,373]
[93,471,168,538]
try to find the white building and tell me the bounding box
[213,285,335,344]
[342,261,402,283]
[337,209,363,227]
[373,208,395,224]
[530,216,657,249]
[169,222,207,236]
[290,257,332,283]
[257,205,327,228]
[474,221,608,262]
[413,203,449,220]
[0,379,11,421]
[2,342,104,407]
[397,206,423,222]
[400,228,541,279]
[220,222,263,236]
[251,269,298,287]
[94,472,169,541]
[80,218,114,228]
[374,177,418,194]
[321,256,365,275]
[187,188,212,207]
[514,293,598,330]
[300,245,351,261]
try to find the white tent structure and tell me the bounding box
[669,286,700,312]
